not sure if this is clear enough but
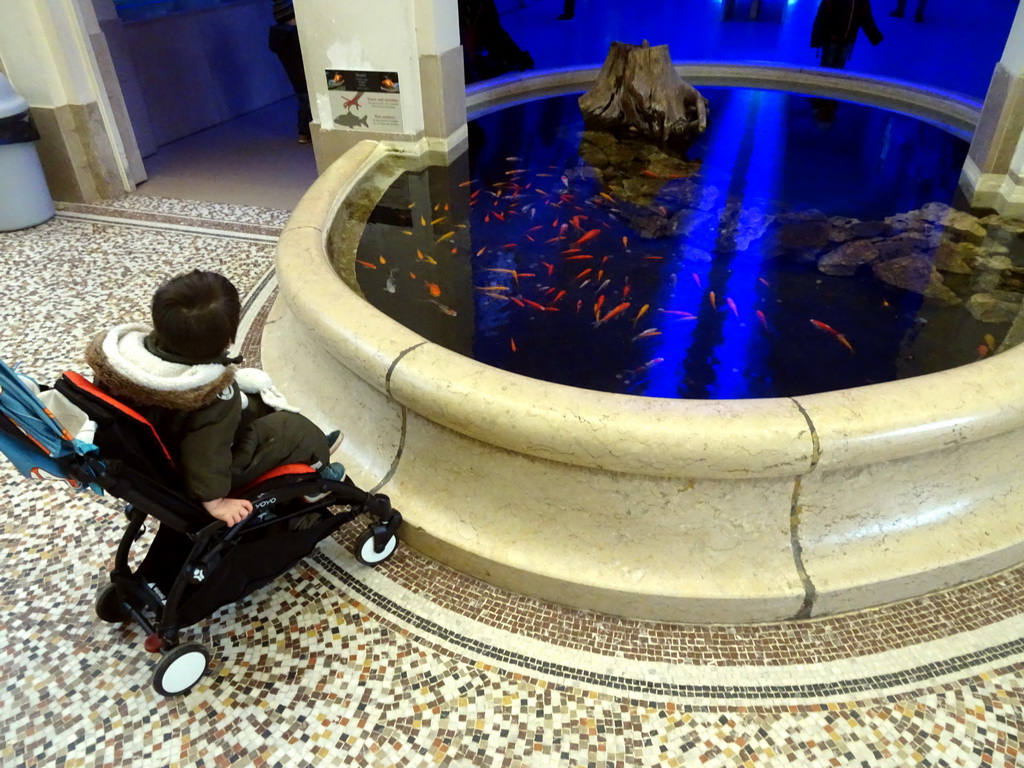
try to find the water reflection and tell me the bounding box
[354,89,1011,400]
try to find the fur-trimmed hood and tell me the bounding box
[85,323,236,411]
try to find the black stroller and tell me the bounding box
[0,365,402,697]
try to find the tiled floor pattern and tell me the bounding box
[3,197,1024,766]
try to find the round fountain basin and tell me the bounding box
[264,67,1024,623]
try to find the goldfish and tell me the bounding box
[811,319,855,353]
[476,247,487,256]
[575,229,601,246]
[356,260,376,269]
[425,282,441,297]
[985,334,997,351]
[978,344,991,359]
[632,329,661,341]
[475,285,510,292]
[564,255,593,261]
[756,310,768,330]
[758,277,771,288]
[421,216,427,227]
[542,261,554,276]
[622,236,629,248]
[575,300,583,313]
[493,212,505,221]
[594,295,606,321]
[550,290,566,305]
[459,180,472,187]
[431,216,447,226]
[810,319,840,335]
[436,231,455,244]
[599,193,615,203]
[595,302,631,327]
[575,268,592,280]
[427,299,457,316]
[562,248,582,255]
[633,304,649,325]
[692,273,702,289]
[640,169,660,178]
[709,291,717,310]
[726,298,738,317]
[597,279,611,293]
[521,298,548,311]
[379,255,387,264]
[511,338,518,352]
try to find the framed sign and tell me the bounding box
[325,69,403,132]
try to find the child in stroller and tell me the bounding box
[0,270,402,696]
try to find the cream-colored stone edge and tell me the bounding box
[271,69,1024,623]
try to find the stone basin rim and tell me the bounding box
[276,68,1012,482]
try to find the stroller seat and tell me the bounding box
[10,370,402,697]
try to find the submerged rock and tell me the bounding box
[818,240,878,276]
[966,293,1021,323]
[939,209,987,244]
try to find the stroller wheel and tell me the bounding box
[152,643,211,697]
[95,583,129,623]
[354,526,398,565]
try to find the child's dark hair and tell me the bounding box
[151,270,241,360]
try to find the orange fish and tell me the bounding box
[378,255,387,264]
[978,344,991,359]
[594,295,606,321]
[575,229,601,246]
[709,291,717,310]
[595,302,630,326]
[726,298,738,317]
[425,282,441,297]
[622,236,629,248]
[356,260,376,269]
[756,310,768,330]
[810,319,840,335]
[475,285,510,292]
[564,255,593,261]
[542,261,554,276]
[633,304,649,325]
[521,298,547,311]
[836,334,855,354]
[511,338,518,352]
[575,268,592,280]
[758,277,771,288]
[550,290,566,305]
[632,328,661,341]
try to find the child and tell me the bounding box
[85,270,342,527]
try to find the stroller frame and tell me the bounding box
[49,371,403,696]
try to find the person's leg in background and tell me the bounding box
[268,23,312,143]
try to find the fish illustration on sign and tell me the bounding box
[335,112,369,129]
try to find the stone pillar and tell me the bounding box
[961,2,1024,215]
[295,0,467,172]
[0,0,137,202]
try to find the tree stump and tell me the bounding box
[578,41,709,153]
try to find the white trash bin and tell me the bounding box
[0,74,55,231]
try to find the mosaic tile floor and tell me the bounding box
[3,197,1024,767]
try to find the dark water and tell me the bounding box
[354,88,1001,399]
